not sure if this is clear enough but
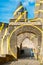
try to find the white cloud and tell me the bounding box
[22,1,28,7]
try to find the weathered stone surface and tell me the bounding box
[3,59,40,65]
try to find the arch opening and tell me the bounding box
[19,38,35,58]
[9,25,42,59]
[17,32,39,59]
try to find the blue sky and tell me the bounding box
[0,0,35,23]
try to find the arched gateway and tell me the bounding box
[9,25,42,59]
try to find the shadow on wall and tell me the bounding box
[0,55,16,64]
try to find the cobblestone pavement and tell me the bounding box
[3,58,40,65]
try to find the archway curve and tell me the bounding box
[17,32,37,48]
[8,25,42,59]
[22,37,35,48]
[19,38,35,58]
[17,33,38,59]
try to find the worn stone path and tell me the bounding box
[3,58,40,65]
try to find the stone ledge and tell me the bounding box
[9,22,42,26]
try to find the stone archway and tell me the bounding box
[9,25,42,59]
[19,38,35,58]
[17,33,38,48]
[17,32,39,59]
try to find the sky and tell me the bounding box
[0,0,35,23]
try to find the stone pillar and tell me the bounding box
[0,32,1,56]
[40,32,43,64]
[39,20,43,63]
